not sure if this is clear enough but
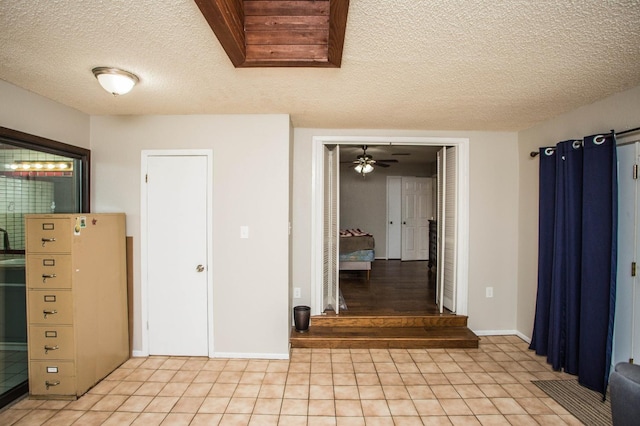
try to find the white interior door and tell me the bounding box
[613,142,640,365]
[443,147,458,311]
[322,145,340,313]
[401,177,431,261]
[387,176,402,259]
[437,149,446,310]
[145,154,210,356]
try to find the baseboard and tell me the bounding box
[472,329,532,343]
[132,350,289,360]
[213,352,290,360]
[473,329,517,336]
[515,330,531,343]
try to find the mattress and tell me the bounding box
[339,249,375,262]
[339,229,375,254]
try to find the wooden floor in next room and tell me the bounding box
[338,260,443,316]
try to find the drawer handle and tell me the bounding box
[44,345,59,354]
[43,309,57,319]
[41,237,56,247]
[42,274,57,283]
[45,380,60,390]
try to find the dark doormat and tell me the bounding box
[532,379,611,426]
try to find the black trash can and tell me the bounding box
[293,305,311,333]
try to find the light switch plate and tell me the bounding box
[240,226,249,239]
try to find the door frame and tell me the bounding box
[140,149,214,357]
[311,136,470,316]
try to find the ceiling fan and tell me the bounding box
[348,145,398,175]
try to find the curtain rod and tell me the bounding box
[529,126,640,157]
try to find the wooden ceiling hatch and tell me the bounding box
[194,0,349,67]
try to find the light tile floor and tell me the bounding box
[0,336,582,425]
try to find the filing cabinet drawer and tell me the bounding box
[27,290,74,325]
[26,218,72,253]
[29,361,76,397]
[29,325,75,360]
[26,254,72,289]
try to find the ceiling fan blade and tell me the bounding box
[376,162,391,168]
[376,159,399,163]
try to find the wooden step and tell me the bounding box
[289,325,479,349]
[290,315,479,349]
[309,314,469,328]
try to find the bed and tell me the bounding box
[339,229,375,280]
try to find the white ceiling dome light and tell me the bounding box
[92,67,139,95]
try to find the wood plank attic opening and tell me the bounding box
[194,0,349,67]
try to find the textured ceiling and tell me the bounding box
[1,1,639,131]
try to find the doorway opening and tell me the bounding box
[311,136,469,317]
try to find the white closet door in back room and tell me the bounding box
[145,153,210,356]
[401,177,432,261]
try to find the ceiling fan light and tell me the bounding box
[353,146,376,175]
[92,67,139,95]
[354,163,374,174]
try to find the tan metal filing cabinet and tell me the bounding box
[25,213,129,399]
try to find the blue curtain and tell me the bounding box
[530,134,618,396]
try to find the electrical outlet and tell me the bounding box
[486,287,494,298]
[294,287,301,298]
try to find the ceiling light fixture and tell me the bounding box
[6,161,73,171]
[352,145,376,176]
[92,67,139,95]
[354,163,374,174]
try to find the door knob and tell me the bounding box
[196,265,205,272]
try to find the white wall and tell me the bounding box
[517,84,640,340]
[14,74,615,347]
[90,115,292,358]
[293,128,519,333]
[0,80,292,358]
[0,80,90,149]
